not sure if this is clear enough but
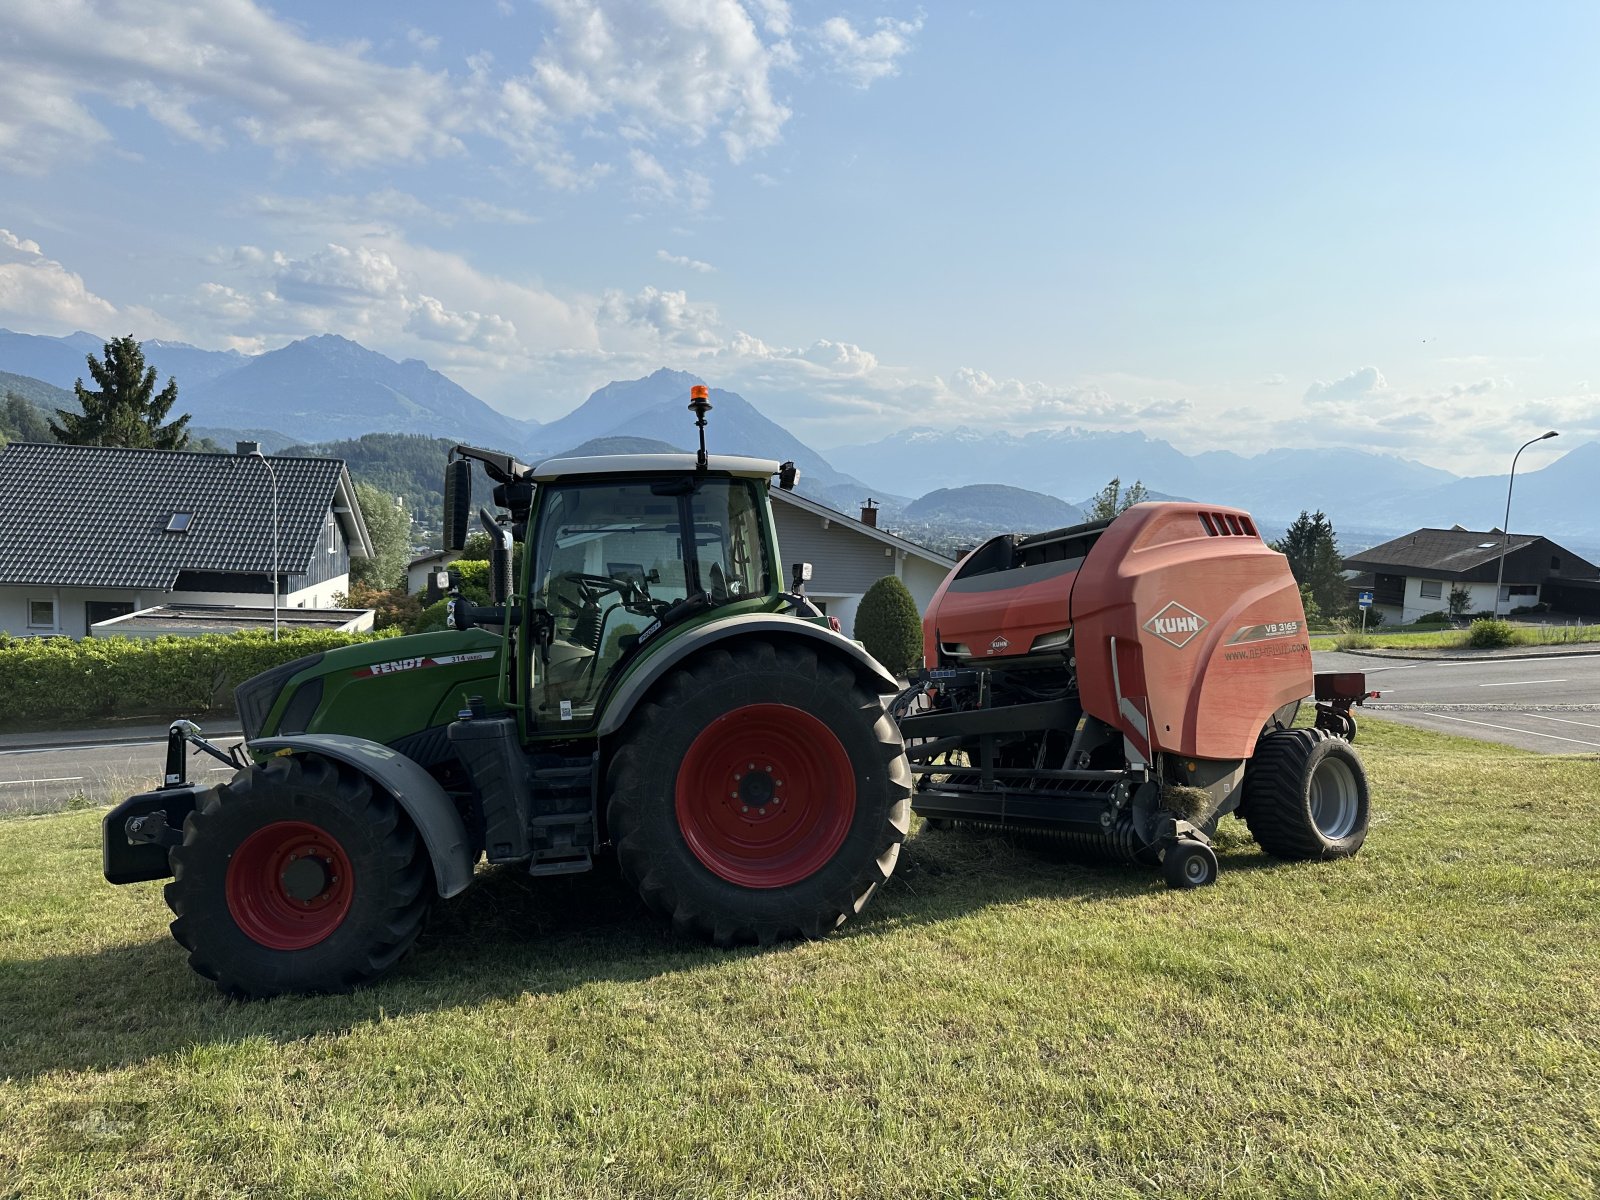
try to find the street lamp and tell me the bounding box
[1492,430,1558,617]
[251,449,280,641]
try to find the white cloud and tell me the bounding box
[628,149,713,211]
[748,0,793,38]
[815,14,922,87]
[175,231,599,396]
[0,0,922,220]
[457,199,540,226]
[406,27,442,53]
[657,249,717,273]
[0,0,466,172]
[0,228,120,330]
[249,189,540,232]
[599,285,722,348]
[404,295,519,351]
[1304,365,1387,404]
[508,0,797,164]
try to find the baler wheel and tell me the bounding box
[164,754,431,998]
[1162,840,1218,889]
[605,640,911,945]
[1241,728,1370,861]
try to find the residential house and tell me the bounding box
[406,548,458,596]
[770,491,956,637]
[0,441,373,638]
[1343,526,1600,624]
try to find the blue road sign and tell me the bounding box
[1358,591,1373,609]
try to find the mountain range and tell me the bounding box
[2,327,1595,560]
[0,329,536,451]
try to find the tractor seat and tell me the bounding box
[544,638,594,685]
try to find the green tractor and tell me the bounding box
[104,388,911,997]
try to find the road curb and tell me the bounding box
[1329,646,1600,663]
[0,728,242,752]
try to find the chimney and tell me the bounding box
[236,440,261,456]
[860,498,878,528]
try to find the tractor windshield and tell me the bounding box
[527,476,771,728]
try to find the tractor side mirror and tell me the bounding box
[791,561,812,593]
[442,458,472,552]
[776,461,800,490]
[480,508,513,605]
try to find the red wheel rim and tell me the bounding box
[225,821,355,950]
[675,703,857,888]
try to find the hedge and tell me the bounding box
[0,628,399,729]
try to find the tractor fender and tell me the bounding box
[250,733,475,899]
[597,614,900,739]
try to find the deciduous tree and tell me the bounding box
[351,482,412,590]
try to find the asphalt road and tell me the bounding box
[3,652,1594,816]
[0,733,245,815]
[1314,650,1600,753]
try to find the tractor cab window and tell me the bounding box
[528,476,771,729]
[691,480,767,602]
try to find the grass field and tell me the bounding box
[2,719,1598,1198]
[1307,623,1600,652]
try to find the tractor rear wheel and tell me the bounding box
[605,640,911,945]
[164,754,431,998]
[1241,728,1370,861]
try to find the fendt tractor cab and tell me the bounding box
[105,388,911,998]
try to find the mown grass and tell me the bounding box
[2,720,1599,1198]
[1309,622,1600,652]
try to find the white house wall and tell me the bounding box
[1395,577,1533,625]
[0,575,352,638]
[770,502,952,639]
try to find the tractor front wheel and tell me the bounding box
[605,640,911,945]
[164,754,431,998]
[1241,728,1371,861]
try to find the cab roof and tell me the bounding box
[530,453,781,482]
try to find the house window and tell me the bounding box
[27,599,55,629]
[166,512,193,533]
[327,514,337,554]
[1551,555,1562,570]
[1418,579,1443,599]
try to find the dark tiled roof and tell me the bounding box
[0,442,367,589]
[1343,527,1541,576]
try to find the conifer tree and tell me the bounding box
[50,335,190,449]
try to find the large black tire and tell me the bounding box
[1241,728,1370,861]
[165,754,431,998]
[605,640,911,945]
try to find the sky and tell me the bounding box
[0,0,1595,475]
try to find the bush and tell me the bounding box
[0,628,399,728]
[409,598,451,635]
[1413,611,1450,625]
[335,582,423,631]
[1464,619,1516,649]
[450,559,493,603]
[1334,633,1375,651]
[854,576,923,677]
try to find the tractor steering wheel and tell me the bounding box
[557,572,667,620]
